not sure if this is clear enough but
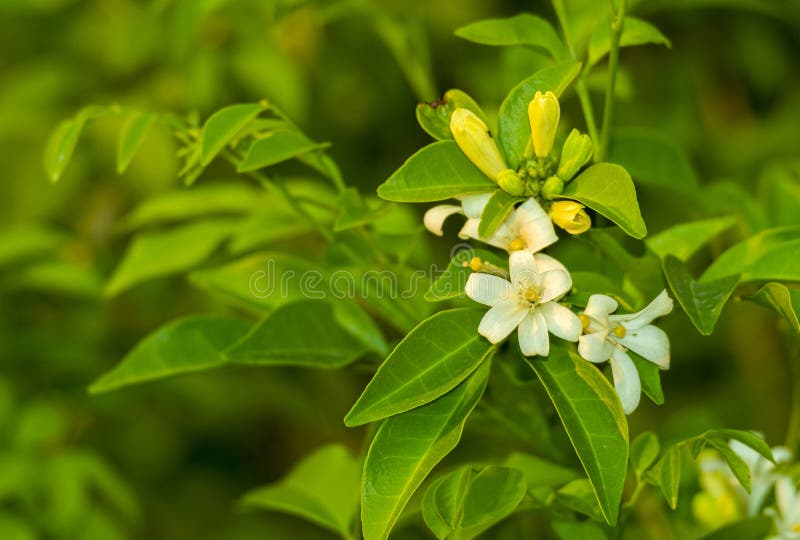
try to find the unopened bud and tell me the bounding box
[497,169,525,196]
[550,200,591,235]
[528,91,560,159]
[541,176,564,199]
[558,129,594,181]
[450,108,507,181]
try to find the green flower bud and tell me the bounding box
[528,91,560,159]
[541,176,564,200]
[557,129,594,181]
[497,169,525,196]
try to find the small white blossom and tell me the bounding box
[770,476,800,539]
[465,250,581,356]
[731,440,792,515]
[577,290,673,414]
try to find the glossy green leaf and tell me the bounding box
[89,315,250,394]
[701,226,800,284]
[554,479,604,522]
[360,362,490,540]
[237,130,329,172]
[345,309,493,426]
[703,429,773,463]
[609,128,699,194]
[455,14,565,58]
[646,216,737,261]
[497,61,581,168]
[241,444,359,540]
[697,516,774,540]
[200,103,265,165]
[653,444,681,509]
[664,255,739,335]
[524,344,629,525]
[630,431,660,478]
[560,163,647,239]
[552,520,608,540]
[416,89,487,141]
[747,282,800,333]
[707,438,751,491]
[116,111,157,174]
[224,301,367,369]
[588,17,670,67]
[425,248,507,302]
[630,351,664,404]
[478,190,518,238]
[422,467,470,539]
[377,141,496,202]
[105,219,237,296]
[44,105,117,183]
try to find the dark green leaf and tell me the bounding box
[116,111,157,174]
[425,248,507,302]
[200,103,265,165]
[237,130,329,172]
[706,439,751,491]
[478,190,518,238]
[630,431,660,478]
[455,14,565,58]
[415,89,487,141]
[630,351,664,404]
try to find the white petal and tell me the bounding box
[459,193,492,219]
[458,219,512,251]
[611,289,673,330]
[518,215,559,253]
[578,331,614,363]
[617,324,670,369]
[776,477,797,518]
[610,348,641,414]
[465,273,515,306]
[478,300,528,344]
[423,205,463,236]
[509,250,539,291]
[518,309,549,356]
[774,447,794,465]
[540,301,582,342]
[532,253,568,274]
[584,294,618,323]
[537,269,572,303]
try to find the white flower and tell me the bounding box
[731,440,792,515]
[770,476,800,539]
[465,250,581,356]
[424,195,558,254]
[577,290,673,414]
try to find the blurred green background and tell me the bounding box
[1,0,799,538]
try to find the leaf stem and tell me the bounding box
[597,0,627,162]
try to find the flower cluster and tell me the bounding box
[423,91,673,414]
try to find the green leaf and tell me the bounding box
[503,453,581,491]
[105,219,237,296]
[609,127,699,194]
[664,255,739,335]
[588,17,670,67]
[560,163,647,239]
[345,309,494,426]
[44,105,118,183]
[747,282,800,333]
[552,520,608,540]
[237,130,329,172]
[523,344,629,525]
[701,226,800,284]
[454,14,565,58]
[706,438,751,491]
[564,271,632,310]
[554,479,604,522]
[697,516,774,540]
[240,444,359,540]
[0,226,65,269]
[360,361,490,540]
[200,103,265,165]
[652,444,681,509]
[88,315,250,394]
[377,141,495,202]
[425,248,507,302]
[704,429,774,463]
[224,301,367,369]
[646,216,737,261]
[334,188,392,232]
[497,61,581,168]
[116,111,157,174]
[416,89,487,141]
[630,431,660,478]
[478,190,518,238]
[422,465,526,540]
[630,351,664,404]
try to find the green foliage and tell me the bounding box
[455,14,565,58]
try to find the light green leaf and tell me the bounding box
[422,467,470,539]
[0,226,65,269]
[703,429,773,463]
[116,111,157,174]
[609,127,699,194]
[224,301,367,369]
[345,309,494,426]
[478,190,518,238]
[415,89,487,141]
[552,520,608,540]
[237,130,329,172]
[663,255,739,335]
[425,248,507,302]
[377,141,495,202]
[630,351,664,404]
[697,516,773,540]
[747,282,800,333]
[652,444,681,509]
[560,163,647,239]
[497,61,581,168]
[200,103,265,165]
[588,17,670,67]
[455,14,565,58]
[89,315,250,394]
[330,298,389,357]
[630,431,660,478]
[44,105,118,183]
[524,344,629,525]
[701,226,800,284]
[554,479,604,522]
[503,453,581,491]
[646,216,737,261]
[241,444,359,540]
[360,361,490,540]
[334,188,392,232]
[105,219,237,296]
[707,439,751,491]
[5,260,103,299]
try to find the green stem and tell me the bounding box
[597,0,626,162]
[576,79,600,151]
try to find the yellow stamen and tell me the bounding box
[613,325,627,338]
[523,288,539,302]
[509,238,525,251]
[579,314,590,330]
[467,257,483,272]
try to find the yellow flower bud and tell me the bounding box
[550,200,591,235]
[557,129,594,181]
[497,169,525,196]
[528,91,560,159]
[450,108,507,181]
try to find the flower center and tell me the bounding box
[612,324,627,338]
[467,257,483,272]
[579,314,590,331]
[509,237,526,251]
[521,286,540,303]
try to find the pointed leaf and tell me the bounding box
[117,111,157,174]
[237,130,329,172]
[200,103,265,165]
[701,226,800,284]
[455,14,565,58]
[416,89,487,141]
[746,282,800,333]
[646,216,737,261]
[707,439,751,491]
[44,105,117,183]
[588,17,670,68]
[630,351,664,404]
[653,444,681,509]
[704,429,774,463]
[478,190,518,238]
[630,431,660,478]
